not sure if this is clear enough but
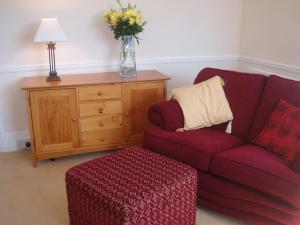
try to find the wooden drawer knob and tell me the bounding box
[99,138,105,142]
[97,106,104,114]
[98,122,104,127]
[97,91,103,96]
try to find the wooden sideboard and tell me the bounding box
[21,70,169,167]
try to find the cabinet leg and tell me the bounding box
[32,158,37,168]
[49,158,56,162]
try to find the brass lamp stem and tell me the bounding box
[47,42,61,82]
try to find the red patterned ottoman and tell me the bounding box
[66,146,197,225]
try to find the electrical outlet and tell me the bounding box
[18,139,32,150]
[25,140,31,150]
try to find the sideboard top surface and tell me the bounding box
[21,70,170,90]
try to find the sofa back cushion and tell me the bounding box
[250,75,300,141]
[194,68,266,141]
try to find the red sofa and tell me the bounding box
[143,68,300,225]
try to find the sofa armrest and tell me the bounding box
[148,100,184,131]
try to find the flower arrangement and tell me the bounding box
[104,0,146,43]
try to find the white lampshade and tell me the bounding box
[34,18,67,43]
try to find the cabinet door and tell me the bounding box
[123,82,165,142]
[30,89,79,154]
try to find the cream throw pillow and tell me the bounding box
[172,76,233,132]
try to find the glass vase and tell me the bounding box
[119,35,137,77]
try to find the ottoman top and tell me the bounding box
[66,147,196,207]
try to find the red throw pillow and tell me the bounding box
[253,99,300,170]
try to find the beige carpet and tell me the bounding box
[0,150,250,225]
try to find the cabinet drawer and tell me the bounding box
[80,114,122,132]
[79,100,122,117]
[79,85,121,101]
[80,129,124,147]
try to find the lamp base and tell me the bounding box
[47,73,61,82]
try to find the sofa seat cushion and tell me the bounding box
[143,127,242,171]
[210,145,300,208]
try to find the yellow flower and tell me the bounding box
[124,9,137,18]
[129,17,135,25]
[104,11,112,23]
[104,10,119,26]
[110,12,120,26]
[136,14,143,25]
[103,2,146,37]
[121,9,143,26]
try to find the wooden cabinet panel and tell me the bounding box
[30,89,79,153]
[79,100,122,117]
[79,84,121,101]
[123,82,165,142]
[80,129,124,147]
[80,114,122,132]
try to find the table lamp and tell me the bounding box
[34,18,67,82]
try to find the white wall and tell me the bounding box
[0,0,243,151]
[0,0,242,67]
[239,0,300,78]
